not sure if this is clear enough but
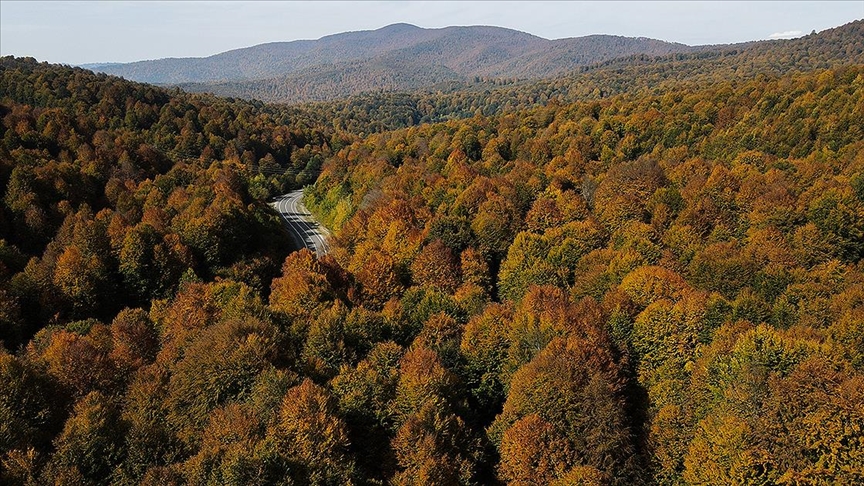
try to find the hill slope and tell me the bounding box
[163,20,864,105]
[277,19,864,131]
[88,23,695,98]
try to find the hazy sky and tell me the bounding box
[1,1,862,65]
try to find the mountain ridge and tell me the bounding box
[87,23,696,87]
[83,20,863,106]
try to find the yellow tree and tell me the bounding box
[498,414,573,484]
[356,250,404,310]
[272,379,356,485]
[269,249,334,321]
[490,336,637,483]
[41,392,127,484]
[391,399,479,486]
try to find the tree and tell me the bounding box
[391,399,479,486]
[525,195,564,234]
[550,466,609,486]
[687,242,756,298]
[460,303,512,419]
[302,301,357,379]
[356,250,404,310]
[412,312,463,370]
[544,219,607,284]
[0,288,25,350]
[35,324,122,398]
[0,351,66,457]
[503,286,605,382]
[490,336,638,484]
[393,346,459,423]
[165,317,278,448]
[593,158,665,232]
[182,403,278,486]
[114,364,182,486]
[497,232,562,303]
[459,247,491,293]
[471,193,521,259]
[410,240,460,293]
[806,186,864,262]
[53,245,111,317]
[119,224,192,301]
[109,308,158,374]
[118,223,161,300]
[498,414,572,484]
[395,286,463,345]
[42,392,127,485]
[331,342,402,480]
[272,379,356,485]
[683,325,864,485]
[619,265,688,309]
[759,357,864,485]
[630,291,707,393]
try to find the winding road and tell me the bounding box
[272,189,331,257]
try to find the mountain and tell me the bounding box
[247,19,864,132]
[89,23,696,102]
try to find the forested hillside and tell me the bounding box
[88,24,550,84]
[91,23,694,104]
[280,19,864,132]
[91,23,691,85]
[1,17,864,486]
[306,65,864,484]
[174,30,694,105]
[0,57,352,346]
[173,20,863,105]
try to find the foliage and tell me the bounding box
[1,21,864,484]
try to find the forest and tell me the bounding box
[1,19,863,486]
[250,19,864,121]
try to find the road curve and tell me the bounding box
[271,189,331,257]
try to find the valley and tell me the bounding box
[0,14,863,486]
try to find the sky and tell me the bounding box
[1,1,862,65]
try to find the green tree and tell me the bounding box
[42,392,127,485]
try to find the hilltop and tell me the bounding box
[87,23,696,102]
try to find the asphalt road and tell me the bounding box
[272,189,331,257]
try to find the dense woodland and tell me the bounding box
[1,18,864,486]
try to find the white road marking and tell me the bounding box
[271,189,330,257]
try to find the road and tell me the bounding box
[271,189,331,257]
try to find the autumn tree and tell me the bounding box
[497,232,562,302]
[0,351,66,459]
[331,342,402,481]
[271,379,356,485]
[164,317,278,448]
[498,414,573,484]
[391,399,480,486]
[41,392,127,485]
[356,249,404,310]
[410,239,461,293]
[269,248,335,322]
[490,336,638,484]
[182,403,279,486]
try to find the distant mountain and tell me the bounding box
[79,62,124,70]
[88,23,697,103]
[274,19,864,134]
